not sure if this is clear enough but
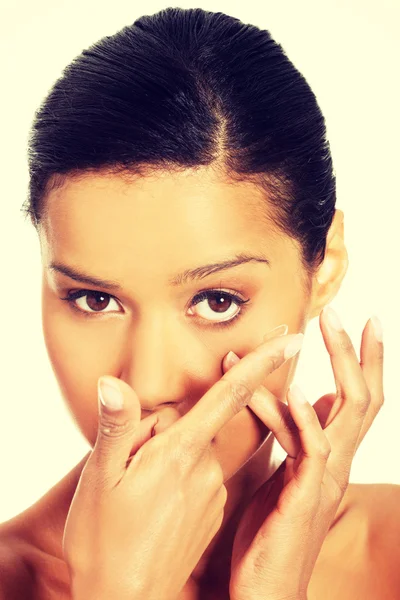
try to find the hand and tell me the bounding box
[227,307,384,600]
[62,329,304,600]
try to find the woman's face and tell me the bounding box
[40,167,312,481]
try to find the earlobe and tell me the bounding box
[309,209,349,319]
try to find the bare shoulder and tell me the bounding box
[353,482,400,584]
[0,531,33,599]
[0,511,71,600]
[0,456,90,599]
[309,482,400,600]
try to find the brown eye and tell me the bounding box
[83,291,112,312]
[61,290,122,314]
[206,293,234,313]
[188,290,248,323]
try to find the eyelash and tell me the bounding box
[59,288,251,329]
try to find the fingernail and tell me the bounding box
[263,324,289,342]
[371,315,383,342]
[289,383,308,404]
[226,350,241,368]
[323,306,343,332]
[284,333,304,360]
[98,377,124,410]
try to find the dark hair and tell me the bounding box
[22,6,336,281]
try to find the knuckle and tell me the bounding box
[225,379,254,412]
[352,390,371,417]
[264,349,285,373]
[127,436,162,469]
[316,439,331,460]
[168,430,208,473]
[98,414,135,439]
[206,463,224,490]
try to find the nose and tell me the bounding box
[121,319,206,413]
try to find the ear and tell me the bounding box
[309,209,349,319]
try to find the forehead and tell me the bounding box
[40,169,297,275]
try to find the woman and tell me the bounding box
[0,6,398,599]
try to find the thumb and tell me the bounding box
[92,375,143,481]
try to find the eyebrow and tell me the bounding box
[48,252,271,291]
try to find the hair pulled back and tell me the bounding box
[22,7,336,278]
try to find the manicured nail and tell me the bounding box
[98,377,124,410]
[371,315,383,342]
[284,333,304,360]
[324,306,343,332]
[226,350,240,368]
[263,324,289,342]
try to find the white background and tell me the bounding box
[0,0,399,523]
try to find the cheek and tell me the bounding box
[212,407,266,481]
[212,356,295,480]
[42,307,119,445]
[262,358,295,402]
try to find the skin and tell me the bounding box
[35,165,348,596]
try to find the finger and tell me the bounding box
[280,384,331,509]
[318,307,371,467]
[127,412,159,458]
[354,316,384,450]
[126,407,182,470]
[91,377,150,484]
[221,322,289,374]
[250,387,303,458]
[169,332,304,450]
[222,353,301,457]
